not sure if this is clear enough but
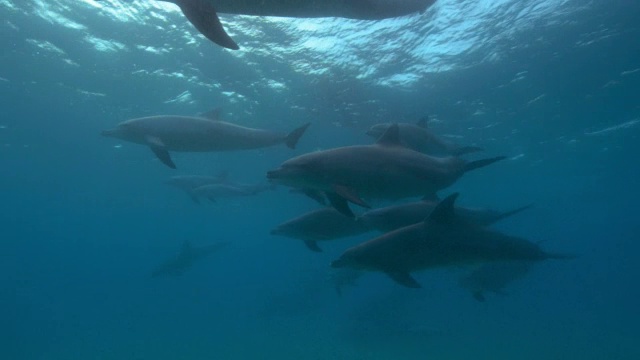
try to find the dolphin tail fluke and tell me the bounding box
[176,0,239,50]
[285,122,311,149]
[463,156,507,173]
[452,145,484,156]
[326,192,355,218]
[492,204,534,224]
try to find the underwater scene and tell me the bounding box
[1,0,639,359]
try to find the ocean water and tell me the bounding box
[1,0,639,359]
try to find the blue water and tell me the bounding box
[1,0,639,359]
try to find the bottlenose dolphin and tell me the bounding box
[360,197,533,233]
[331,193,572,288]
[132,0,438,49]
[366,116,483,156]
[458,261,534,302]
[270,207,371,252]
[166,173,230,203]
[152,240,229,277]
[102,114,310,168]
[192,182,274,202]
[267,124,505,217]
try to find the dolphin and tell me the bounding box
[267,124,505,217]
[122,0,438,49]
[191,182,274,202]
[166,173,230,203]
[101,113,310,168]
[458,261,534,302]
[270,207,372,252]
[366,116,483,156]
[360,197,533,233]
[151,240,229,277]
[331,193,573,288]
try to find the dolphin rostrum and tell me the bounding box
[102,113,310,168]
[120,0,438,49]
[331,193,573,288]
[151,240,229,277]
[270,207,372,252]
[267,124,505,217]
[366,116,483,156]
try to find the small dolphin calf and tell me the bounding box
[267,124,505,217]
[152,240,229,277]
[366,117,483,156]
[360,197,533,233]
[331,193,572,288]
[131,0,438,49]
[458,261,534,302]
[192,182,273,202]
[271,207,372,252]
[166,174,230,203]
[102,114,310,168]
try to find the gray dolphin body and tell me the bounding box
[267,124,505,217]
[152,240,229,277]
[458,261,534,302]
[360,199,533,233]
[102,115,310,168]
[271,207,372,252]
[331,193,572,288]
[166,174,230,203]
[192,182,274,202]
[366,118,483,156]
[151,0,438,49]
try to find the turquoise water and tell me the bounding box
[1,0,639,359]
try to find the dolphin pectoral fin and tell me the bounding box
[326,192,355,218]
[285,122,311,149]
[472,291,486,302]
[334,185,371,209]
[207,196,217,203]
[147,138,176,169]
[300,189,327,205]
[385,271,421,288]
[175,0,239,50]
[303,240,323,253]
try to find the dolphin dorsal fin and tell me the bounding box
[427,193,459,223]
[376,123,402,146]
[416,115,430,128]
[200,107,222,121]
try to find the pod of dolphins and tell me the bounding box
[100,0,573,301]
